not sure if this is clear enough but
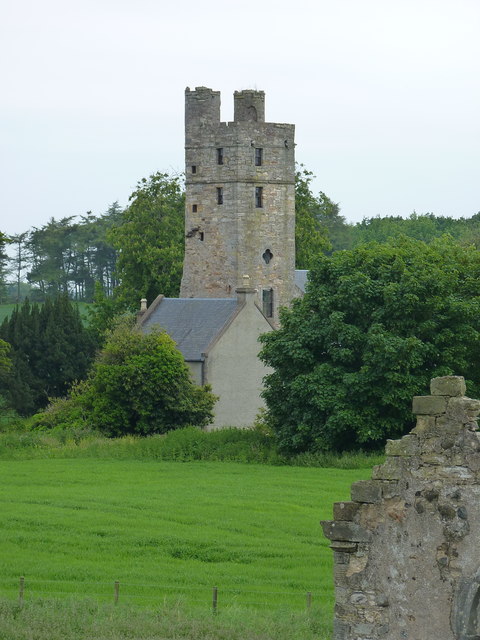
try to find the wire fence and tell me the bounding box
[0,576,331,613]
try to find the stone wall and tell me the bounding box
[321,376,480,640]
[180,87,296,326]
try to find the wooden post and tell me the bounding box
[212,586,218,614]
[306,591,312,611]
[114,580,120,605]
[19,576,25,607]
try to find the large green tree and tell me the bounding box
[259,236,480,453]
[0,295,95,414]
[109,172,185,308]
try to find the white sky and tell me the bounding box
[1,0,479,235]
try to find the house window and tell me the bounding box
[255,186,263,208]
[192,165,197,174]
[192,204,197,212]
[217,187,223,205]
[217,148,224,165]
[262,289,274,318]
[255,148,263,166]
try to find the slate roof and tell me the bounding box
[141,298,239,361]
[295,269,309,293]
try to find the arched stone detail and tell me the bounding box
[453,570,480,639]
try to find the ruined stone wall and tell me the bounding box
[322,376,480,640]
[180,87,296,326]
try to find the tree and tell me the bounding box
[38,319,217,436]
[109,172,185,308]
[0,231,9,303]
[294,167,331,268]
[259,236,480,453]
[0,295,95,414]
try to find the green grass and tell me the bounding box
[0,426,385,468]
[0,457,371,638]
[0,598,328,640]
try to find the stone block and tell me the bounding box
[333,618,350,640]
[385,435,419,457]
[372,457,404,481]
[351,481,383,503]
[321,520,371,543]
[435,415,464,435]
[430,376,466,397]
[466,453,480,472]
[412,395,447,416]
[334,501,361,520]
[411,414,436,435]
[381,481,400,499]
[446,396,480,424]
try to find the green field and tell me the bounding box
[0,457,370,638]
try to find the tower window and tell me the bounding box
[262,249,273,264]
[199,232,204,241]
[217,187,223,205]
[262,289,274,318]
[192,204,197,212]
[192,165,197,174]
[255,148,263,166]
[217,148,224,165]
[255,186,263,208]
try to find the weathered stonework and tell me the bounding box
[321,376,480,640]
[180,87,296,326]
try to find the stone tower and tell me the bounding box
[180,86,296,325]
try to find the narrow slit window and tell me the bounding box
[255,148,263,166]
[192,204,197,212]
[216,148,224,165]
[199,232,204,241]
[262,289,274,318]
[255,186,263,208]
[191,165,197,174]
[217,187,223,205]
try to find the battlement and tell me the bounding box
[233,90,265,122]
[185,86,221,126]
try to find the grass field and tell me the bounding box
[0,457,371,638]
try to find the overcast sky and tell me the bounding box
[1,0,479,236]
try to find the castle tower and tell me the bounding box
[180,86,296,325]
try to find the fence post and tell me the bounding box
[212,586,218,614]
[19,576,25,607]
[306,591,312,611]
[114,580,120,605]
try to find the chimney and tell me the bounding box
[235,275,257,304]
[137,298,148,322]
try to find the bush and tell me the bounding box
[31,319,217,437]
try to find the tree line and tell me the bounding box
[1,166,480,452]
[1,167,480,306]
